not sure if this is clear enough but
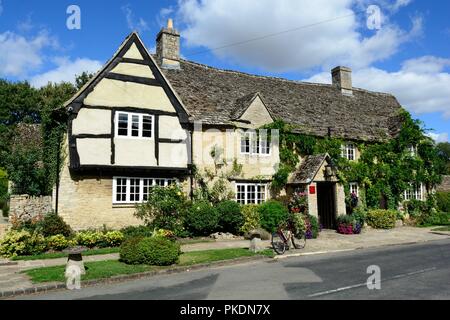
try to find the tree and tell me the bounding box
[75,72,95,90]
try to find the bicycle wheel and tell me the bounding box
[291,232,306,250]
[271,232,286,255]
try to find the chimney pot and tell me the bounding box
[332,66,353,96]
[167,18,174,29]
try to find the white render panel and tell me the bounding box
[84,79,175,112]
[72,109,111,135]
[110,63,155,79]
[159,115,187,140]
[123,43,143,60]
[114,138,157,166]
[77,138,111,165]
[159,143,188,168]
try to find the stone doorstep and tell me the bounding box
[0,255,271,299]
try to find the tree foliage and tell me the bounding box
[0,72,93,196]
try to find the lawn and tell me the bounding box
[11,247,120,261]
[432,226,450,232]
[24,248,274,284]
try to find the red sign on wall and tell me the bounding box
[309,185,316,195]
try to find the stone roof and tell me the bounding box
[289,154,329,184]
[437,176,450,192]
[160,59,404,142]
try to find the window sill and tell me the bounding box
[112,204,137,208]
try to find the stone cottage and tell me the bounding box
[56,20,406,230]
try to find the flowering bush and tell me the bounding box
[304,214,320,239]
[135,185,187,236]
[366,209,397,229]
[288,212,306,238]
[240,205,260,234]
[336,215,362,235]
[0,230,46,258]
[45,234,72,251]
[152,229,175,240]
[74,231,105,248]
[289,191,308,214]
[103,231,125,247]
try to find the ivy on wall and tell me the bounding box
[264,110,444,210]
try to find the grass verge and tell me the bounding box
[432,226,450,232]
[24,248,274,284]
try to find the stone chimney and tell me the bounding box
[156,19,180,69]
[332,66,353,96]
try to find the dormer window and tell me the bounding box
[116,112,154,139]
[342,143,356,161]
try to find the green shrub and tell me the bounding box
[351,206,367,226]
[37,213,72,237]
[366,209,398,229]
[120,225,153,239]
[45,234,71,251]
[258,200,289,233]
[436,192,450,213]
[103,231,125,247]
[288,212,306,238]
[305,214,320,239]
[216,201,244,235]
[240,205,260,234]
[119,237,145,265]
[0,230,46,258]
[135,185,187,236]
[184,201,219,236]
[136,237,180,266]
[75,231,104,248]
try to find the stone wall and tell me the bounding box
[9,195,52,222]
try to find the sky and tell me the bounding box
[0,0,449,142]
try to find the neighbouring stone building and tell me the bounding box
[56,20,406,230]
[437,176,450,192]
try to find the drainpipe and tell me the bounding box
[55,137,61,215]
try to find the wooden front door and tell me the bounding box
[317,182,336,229]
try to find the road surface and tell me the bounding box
[14,239,450,300]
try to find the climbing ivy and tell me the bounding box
[263,110,444,210]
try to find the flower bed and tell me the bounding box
[336,215,362,235]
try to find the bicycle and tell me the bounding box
[271,221,306,255]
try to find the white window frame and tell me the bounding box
[240,131,271,156]
[403,183,423,201]
[235,183,268,205]
[408,145,418,157]
[349,182,359,197]
[115,112,154,139]
[112,177,177,204]
[341,143,356,161]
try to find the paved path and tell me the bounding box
[1,226,448,293]
[14,239,450,300]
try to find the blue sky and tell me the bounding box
[0,0,449,142]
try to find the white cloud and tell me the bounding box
[0,31,57,77]
[427,132,449,143]
[30,57,102,88]
[173,0,419,72]
[305,55,450,119]
[122,5,150,33]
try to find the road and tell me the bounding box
[14,239,450,300]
